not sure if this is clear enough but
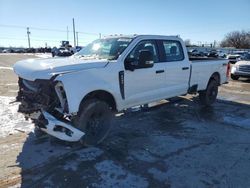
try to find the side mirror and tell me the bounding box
[125,57,136,71]
[124,50,154,71]
[138,50,154,68]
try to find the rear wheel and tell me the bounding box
[199,79,218,106]
[76,99,113,146]
[231,74,239,80]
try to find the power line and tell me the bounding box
[0,37,61,42]
[0,24,99,36]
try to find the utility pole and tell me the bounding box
[27,27,31,48]
[72,18,76,47]
[67,26,69,41]
[76,32,79,46]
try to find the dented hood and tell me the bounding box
[13,57,109,81]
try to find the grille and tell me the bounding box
[239,65,250,73]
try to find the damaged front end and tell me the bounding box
[16,77,84,142]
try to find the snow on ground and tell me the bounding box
[0,66,13,70]
[35,53,52,58]
[0,96,33,138]
[223,115,250,129]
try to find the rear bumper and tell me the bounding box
[40,111,85,142]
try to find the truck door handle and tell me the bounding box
[182,67,189,70]
[156,70,164,74]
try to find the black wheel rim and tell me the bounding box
[86,111,105,136]
[208,85,218,102]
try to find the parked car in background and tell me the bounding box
[231,53,250,80]
[52,47,73,57]
[25,48,36,53]
[14,48,25,53]
[2,49,13,53]
[207,50,218,58]
[227,54,241,64]
[75,46,83,52]
[234,51,249,58]
[189,49,205,57]
[217,50,227,58]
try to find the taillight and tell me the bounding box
[226,63,230,78]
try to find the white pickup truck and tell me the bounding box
[13,35,229,145]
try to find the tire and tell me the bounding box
[231,74,239,80]
[76,99,113,146]
[34,126,46,138]
[199,79,218,106]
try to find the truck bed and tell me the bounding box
[189,58,228,91]
[189,57,226,61]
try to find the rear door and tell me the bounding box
[158,40,190,97]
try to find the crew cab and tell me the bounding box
[13,35,229,146]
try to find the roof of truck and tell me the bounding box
[103,34,180,39]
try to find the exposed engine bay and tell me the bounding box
[16,77,84,141]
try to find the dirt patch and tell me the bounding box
[0,54,38,67]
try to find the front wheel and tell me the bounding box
[231,74,239,80]
[199,79,218,106]
[76,99,113,146]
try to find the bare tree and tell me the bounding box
[220,30,250,49]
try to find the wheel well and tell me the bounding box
[80,90,117,112]
[209,72,220,85]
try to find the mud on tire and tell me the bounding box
[76,99,113,146]
[199,79,219,106]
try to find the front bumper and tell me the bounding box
[16,77,83,142]
[231,67,250,77]
[40,111,85,142]
[232,71,250,77]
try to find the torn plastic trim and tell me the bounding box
[40,111,85,142]
[54,81,69,113]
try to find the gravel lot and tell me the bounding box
[0,54,250,188]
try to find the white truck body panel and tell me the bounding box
[14,35,229,113]
[191,60,228,91]
[13,35,229,141]
[13,57,109,81]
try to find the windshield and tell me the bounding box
[243,53,250,60]
[74,37,133,60]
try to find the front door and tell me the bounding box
[123,40,166,107]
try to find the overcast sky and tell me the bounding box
[0,0,249,48]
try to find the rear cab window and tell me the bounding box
[160,40,184,62]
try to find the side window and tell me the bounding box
[162,41,184,62]
[128,40,159,63]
